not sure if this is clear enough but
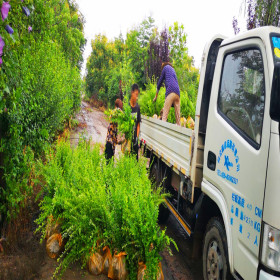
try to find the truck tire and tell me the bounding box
[150,161,160,187]
[203,217,231,280]
[150,162,170,224]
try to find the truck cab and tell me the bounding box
[199,26,280,280]
[140,26,280,280]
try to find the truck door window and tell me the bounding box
[218,49,265,147]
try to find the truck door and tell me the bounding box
[203,38,270,279]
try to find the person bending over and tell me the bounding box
[153,62,180,125]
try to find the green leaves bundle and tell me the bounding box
[105,99,136,141]
[35,138,176,279]
[138,81,195,122]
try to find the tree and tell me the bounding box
[233,0,280,33]
[85,17,199,108]
[86,35,114,95]
[168,22,188,67]
[138,16,155,48]
[146,27,170,81]
[168,22,198,102]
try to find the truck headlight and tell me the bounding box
[261,223,280,272]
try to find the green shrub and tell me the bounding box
[105,98,135,141]
[36,138,176,279]
[138,81,195,122]
[0,0,85,220]
[0,40,82,219]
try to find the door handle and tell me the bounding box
[207,151,216,171]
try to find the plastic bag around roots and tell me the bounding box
[137,262,164,280]
[45,215,61,240]
[102,246,113,275]
[121,139,131,154]
[186,116,195,129]
[88,250,104,276]
[157,262,164,280]
[108,252,128,280]
[137,262,146,280]
[46,233,64,259]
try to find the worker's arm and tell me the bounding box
[137,123,140,138]
[153,89,159,103]
[154,68,165,102]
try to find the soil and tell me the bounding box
[0,100,203,280]
[161,215,203,280]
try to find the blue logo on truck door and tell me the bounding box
[224,155,233,171]
[217,140,240,184]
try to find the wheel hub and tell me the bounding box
[207,241,223,280]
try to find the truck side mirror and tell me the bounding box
[270,63,280,122]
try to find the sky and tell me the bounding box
[76,0,247,75]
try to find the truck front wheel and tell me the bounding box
[203,217,231,280]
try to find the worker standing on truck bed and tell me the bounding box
[153,62,180,125]
[130,84,141,161]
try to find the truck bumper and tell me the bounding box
[259,270,280,280]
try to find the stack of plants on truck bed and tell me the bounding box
[138,82,195,124]
[35,137,176,279]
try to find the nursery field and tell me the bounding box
[0,100,202,280]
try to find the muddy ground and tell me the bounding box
[0,101,203,280]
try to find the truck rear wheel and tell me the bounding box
[150,161,170,224]
[203,217,231,280]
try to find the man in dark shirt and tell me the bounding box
[130,84,141,161]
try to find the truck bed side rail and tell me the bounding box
[140,115,193,176]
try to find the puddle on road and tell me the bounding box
[70,102,108,148]
[162,215,203,280]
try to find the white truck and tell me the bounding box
[139,26,280,280]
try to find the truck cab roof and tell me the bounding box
[221,26,280,47]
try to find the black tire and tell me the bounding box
[149,161,170,224]
[203,217,231,280]
[149,161,160,187]
[158,204,170,224]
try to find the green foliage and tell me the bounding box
[174,60,200,104]
[138,82,195,122]
[138,82,165,117]
[0,0,85,219]
[85,17,199,113]
[86,33,138,106]
[233,0,280,33]
[105,98,135,141]
[168,22,199,103]
[85,34,115,96]
[104,57,136,107]
[255,0,280,27]
[36,138,176,279]
[169,22,188,67]
[138,16,155,48]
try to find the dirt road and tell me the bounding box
[70,101,109,147]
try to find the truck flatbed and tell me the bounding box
[140,115,193,176]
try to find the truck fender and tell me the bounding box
[201,179,234,274]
